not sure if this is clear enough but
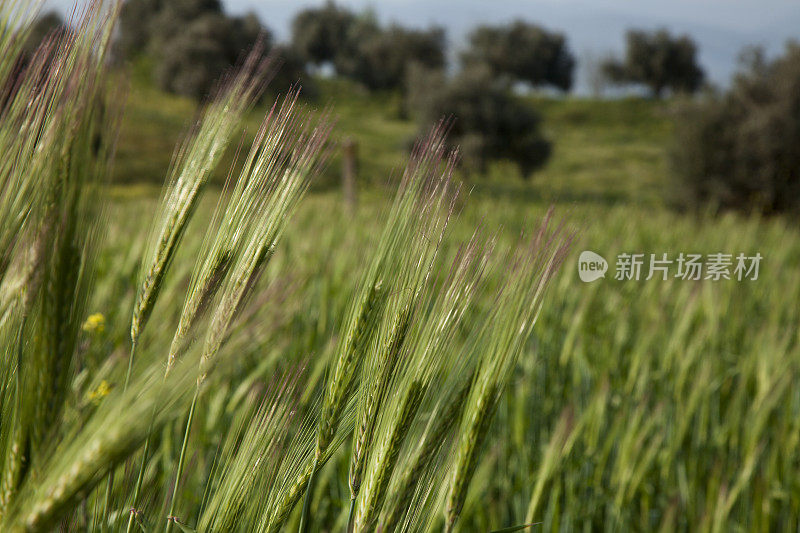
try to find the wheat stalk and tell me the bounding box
[381,375,474,532]
[354,379,425,532]
[444,212,573,532]
[166,92,308,371]
[2,349,202,532]
[348,307,411,502]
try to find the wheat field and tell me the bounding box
[1,2,799,532]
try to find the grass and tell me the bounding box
[4,1,800,532]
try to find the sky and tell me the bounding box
[46,0,800,93]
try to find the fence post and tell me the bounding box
[342,137,358,214]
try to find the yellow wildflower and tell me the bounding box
[88,380,111,405]
[82,312,105,334]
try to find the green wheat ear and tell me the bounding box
[130,45,270,357]
[0,0,121,516]
[162,89,332,531]
[5,347,206,532]
[445,212,573,532]
[381,375,474,532]
[166,91,329,373]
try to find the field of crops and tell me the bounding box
[3,4,800,532]
[95,182,800,531]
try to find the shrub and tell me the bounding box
[603,28,704,97]
[462,21,575,92]
[672,43,800,214]
[407,64,551,178]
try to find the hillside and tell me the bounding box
[113,74,673,208]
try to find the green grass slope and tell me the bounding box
[113,72,673,206]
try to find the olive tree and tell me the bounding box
[291,1,356,65]
[337,24,446,91]
[407,64,551,178]
[603,28,704,97]
[672,43,800,214]
[118,0,311,99]
[461,21,575,92]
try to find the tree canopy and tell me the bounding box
[336,24,446,91]
[461,21,575,92]
[118,0,310,99]
[291,2,446,92]
[407,64,551,178]
[672,43,800,214]
[603,29,704,97]
[291,1,356,65]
